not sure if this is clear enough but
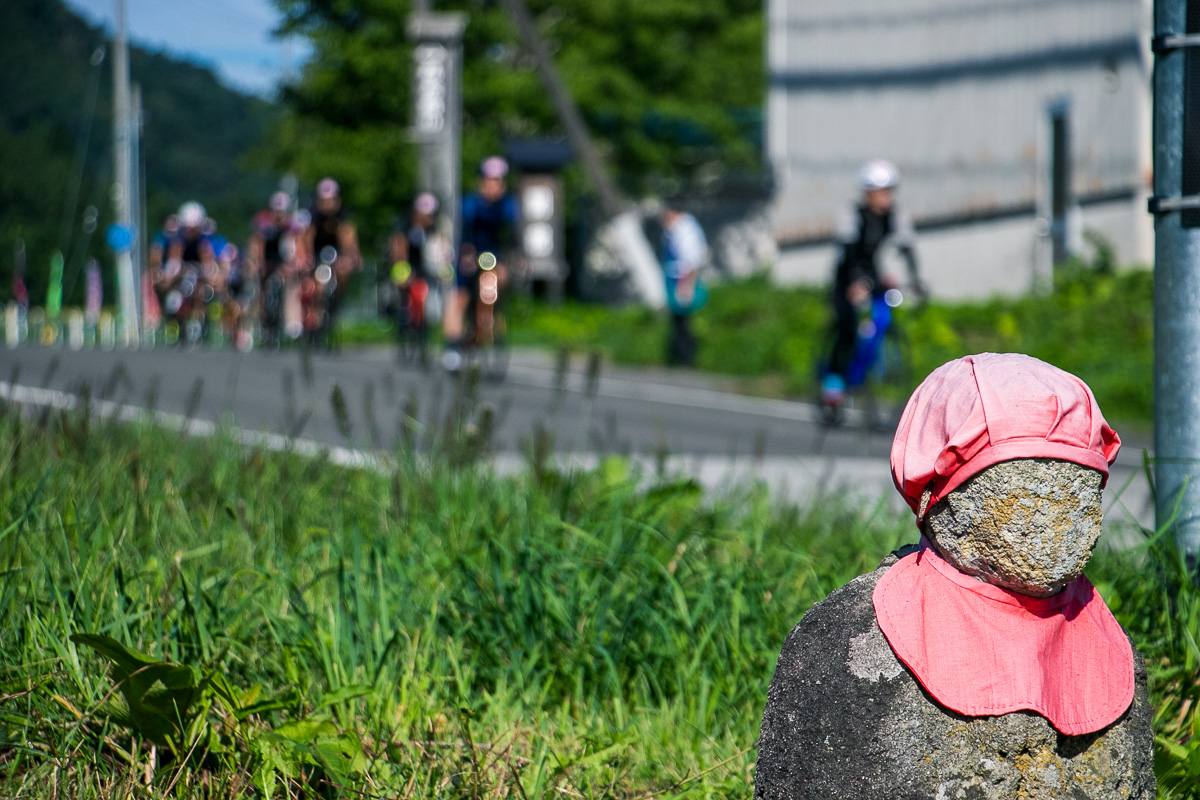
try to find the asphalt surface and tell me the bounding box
[0,341,1156,530]
[0,342,897,462]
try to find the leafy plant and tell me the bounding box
[69,633,211,755]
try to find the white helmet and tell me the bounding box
[179,201,206,228]
[857,159,900,191]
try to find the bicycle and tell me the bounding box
[299,246,341,350]
[445,249,509,381]
[390,260,431,368]
[257,267,287,349]
[816,278,913,427]
[468,251,510,382]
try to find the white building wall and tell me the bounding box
[766,0,1153,298]
[775,198,1150,301]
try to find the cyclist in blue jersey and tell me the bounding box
[158,202,229,344]
[444,156,519,370]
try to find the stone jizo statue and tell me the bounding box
[755,353,1154,799]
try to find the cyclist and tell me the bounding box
[163,203,215,273]
[159,202,228,343]
[249,191,298,347]
[445,156,519,371]
[390,191,443,284]
[144,213,178,336]
[822,159,926,405]
[302,178,361,346]
[148,214,178,283]
[388,192,444,361]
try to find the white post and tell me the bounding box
[111,0,138,343]
[67,310,85,351]
[4,304,17,349]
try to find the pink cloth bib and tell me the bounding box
[872,541,1134,735]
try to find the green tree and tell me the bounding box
[0,0,277,305]
[270,0,764,241]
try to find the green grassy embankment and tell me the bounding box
[0,382,1193,797]
[506,264,1153,427]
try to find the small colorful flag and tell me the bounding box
[46,250,64,320]
[85,260,103,323]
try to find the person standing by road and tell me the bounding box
[660,201,708,367]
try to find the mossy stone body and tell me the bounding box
[753,551,1155,800]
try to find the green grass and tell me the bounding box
[0,388,1194,797]
[505,262,1153,426]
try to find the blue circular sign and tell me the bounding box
[105,223,133,253]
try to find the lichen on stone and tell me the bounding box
[924,458,1104,596]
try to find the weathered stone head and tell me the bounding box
[924,458,1104,596]
[754,354,1154,800]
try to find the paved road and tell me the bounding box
[0,342,1154,528]
[0,343,897,461]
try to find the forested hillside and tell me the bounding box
[0,0,277,305]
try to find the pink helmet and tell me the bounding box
[316,177,340,200]
[479,156,509,180]
[413,192,439,216]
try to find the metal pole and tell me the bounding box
[497,0,666,308]
[131,82,144,339]
[1048,100,1071,267]
[1153,0,1200,560]
[111,0,137,342]
[499,0,623,218]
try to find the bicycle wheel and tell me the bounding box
[875,324,912,393]
[479,311,509,382]
[861,325,912,429]
[397,324,430,368]
[812,321,846,426]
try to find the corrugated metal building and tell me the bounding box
[767,0,1153,298]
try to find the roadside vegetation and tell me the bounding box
[510,244,1152,425]
[345,244,1152,426]
[0,369,1195,798]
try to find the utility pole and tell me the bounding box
[1150,0,1200,562]
[131,82,144,336]
[498,0,665,308]
[110,0,138,343]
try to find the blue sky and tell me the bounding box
[63,0,308,97]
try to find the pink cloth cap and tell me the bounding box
[891,353,1120,520]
